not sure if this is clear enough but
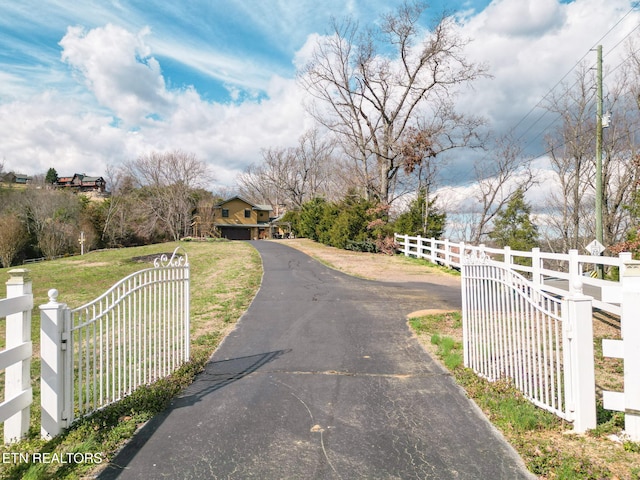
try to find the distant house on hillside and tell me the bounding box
[55,173,106,193]
[2,172,32,184]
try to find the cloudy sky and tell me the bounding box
[0,0,638,192]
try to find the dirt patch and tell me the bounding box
[275,238,461,287]
[407,308,457,318]
[131,253,179,263]
[64,261,111,267]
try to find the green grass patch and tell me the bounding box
[0,240,262,479]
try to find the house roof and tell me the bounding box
[56,174,104,184]
[2,173,32,182]
[215,195,272,211]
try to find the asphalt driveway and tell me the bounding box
[99,240,534,479]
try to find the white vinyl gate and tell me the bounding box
[461,253,596,431]
[37,247,191,437]
[65,248,190,423]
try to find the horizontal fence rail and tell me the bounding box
[395,233,631,316]
[64,248,190,425]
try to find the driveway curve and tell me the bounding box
[99,240,534,479]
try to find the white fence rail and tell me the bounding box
[0,270,33,443]
[1,247,191,443]
[394,234,631,316]
[601,263,640,439]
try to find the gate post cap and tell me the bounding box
[572,278,584,295]
[47,289,59,302]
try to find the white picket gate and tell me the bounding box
[461,253,596,432]
[40,247,191,438]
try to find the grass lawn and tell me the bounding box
[0,239,262,480]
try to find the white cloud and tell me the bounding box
[3,0,639,198]
[59,24,172,125]
[481,0,565,37]
[0,91,125,175]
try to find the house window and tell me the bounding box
[222,209,229,218]
[244,209,251,218]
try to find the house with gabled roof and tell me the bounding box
[2,172,32,184]
[213,196,273,240]
[55,173,106,193]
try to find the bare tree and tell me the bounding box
[193,197,218,238]
[18,189,83,258]
[596,68,640,248]
[122,150,213,241]
[0,214,27,267]
[466,136,535,244]
[541,65,596,252]
[238,148,296,207]
[297,1,487,205]
[238,129,339,209]
[99,165,126,244]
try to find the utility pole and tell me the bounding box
[595,45,604,278]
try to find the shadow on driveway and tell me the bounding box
[98,350,289,479]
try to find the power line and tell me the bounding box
[509,4,639,146]
[438,3,640,190]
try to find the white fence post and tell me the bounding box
[563,280,596,433]
[568,249,580,295]
[4,269,33,443]
[458,242,465,267]
[400,234,409,256]
[621,262,640,440]
[532,247,542,288]
[442,239,450,266]
[39,289,69,439]
[618,252,632,282]
[503,246,512,268]
[184,261,191,361]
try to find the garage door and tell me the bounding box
[219,227,252,240]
